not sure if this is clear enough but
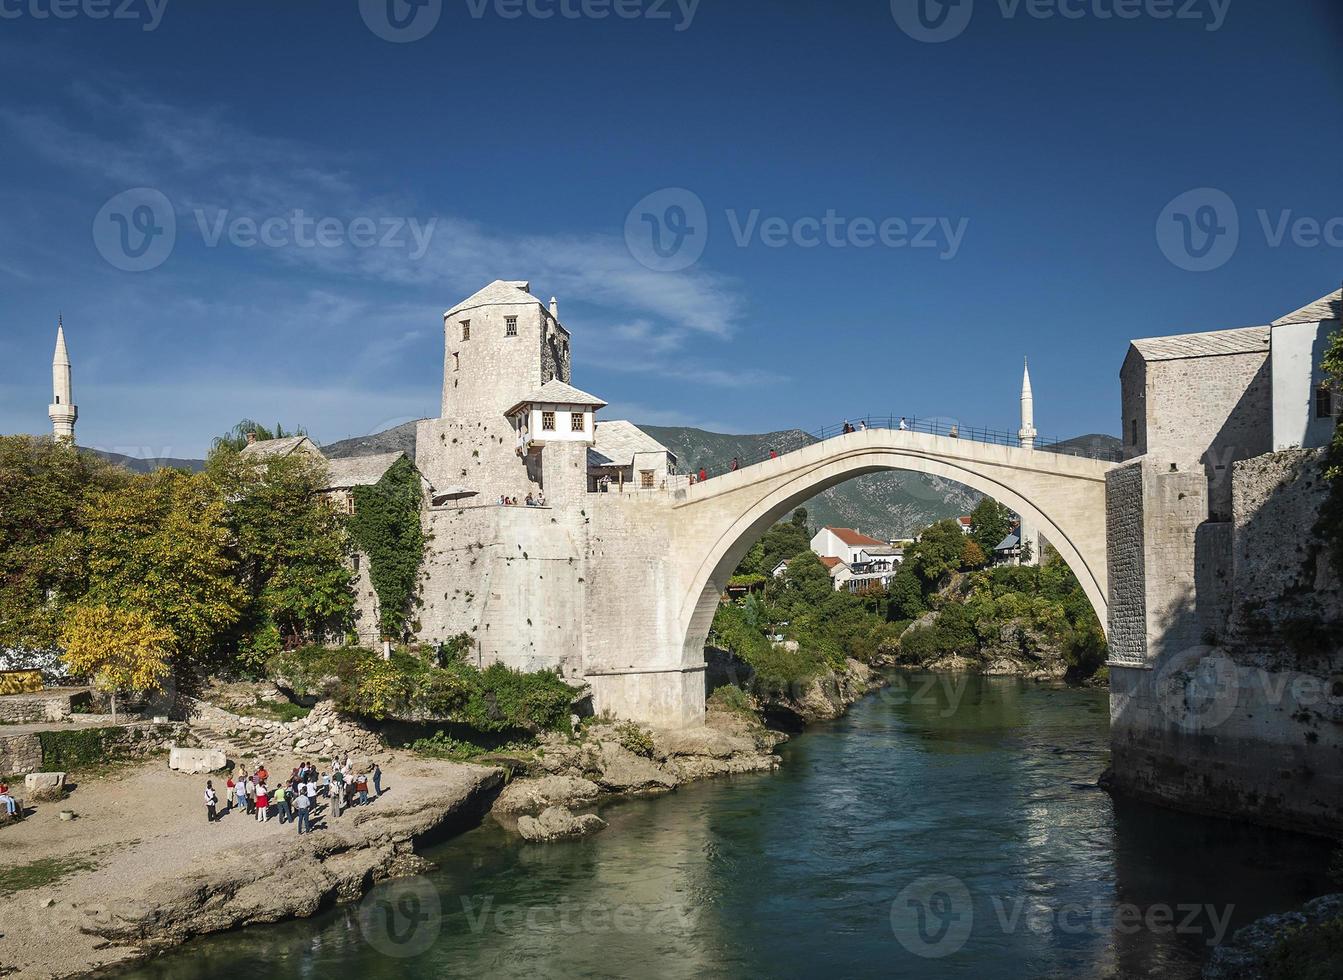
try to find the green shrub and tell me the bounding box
[406,730,530,760]
[615,721,655,758]
[707,683,753,716]
[1266,918,1343,980]
[266,645,574,733]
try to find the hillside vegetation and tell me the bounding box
[709,504,1107,703]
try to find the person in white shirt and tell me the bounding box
[204,781,218,823]
[294,790,312,835]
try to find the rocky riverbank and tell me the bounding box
[0,661,887,976]
[487,658,885,839]
[1202,892,1343,979]
[0,753,502,979]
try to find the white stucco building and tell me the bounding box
[810,526,902,592]
[1270,287,1342,451]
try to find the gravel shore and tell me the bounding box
[0,752,503,979]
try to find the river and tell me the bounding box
[122,673,1334,979]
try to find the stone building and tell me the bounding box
[1107,285,1343,835]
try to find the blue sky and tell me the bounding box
[1,0,1341,459]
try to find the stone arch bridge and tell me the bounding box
[585,428,1116,727]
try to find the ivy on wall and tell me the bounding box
[1316,322,1343,577]
[347,457,426,641]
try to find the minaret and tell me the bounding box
[1018,357,1037,451]
[49,316,78,442]
[1017,357,1040,565]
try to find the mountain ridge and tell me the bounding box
[88,422,1119,542]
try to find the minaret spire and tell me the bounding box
[49,317,78,442]
[1018,356,1037,451]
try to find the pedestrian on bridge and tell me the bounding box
[730,457,740,472]
[898,417,908,430]
[698,466,707,482]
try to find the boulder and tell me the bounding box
[516,806,607,843]
[654,726,752,761]
[594,742,677,792]
[493,775,601,816]
[168,747,228,774]
[24,771,66,802]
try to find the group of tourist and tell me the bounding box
[497,491,546,507]
[203,757,382,833]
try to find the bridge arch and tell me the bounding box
[671,429,1115,668]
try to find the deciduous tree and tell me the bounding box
[0,437,128,653]
[60,605,175,721]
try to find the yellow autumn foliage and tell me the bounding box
[60,604,176,698]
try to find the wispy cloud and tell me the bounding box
[0,80,744,341]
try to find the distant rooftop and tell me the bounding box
[323,451,408,489]
[1274,287,1342,326]
[1129,326,1270,362]
[588,420,676,468]
[825,527,887,548]
[239,435,317,459]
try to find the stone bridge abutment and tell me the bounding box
[586,429,1116,728]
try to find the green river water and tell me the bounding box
[122,673,1334,979]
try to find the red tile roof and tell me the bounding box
[958,516,973,527]
[827,527,886,548]
[818,555,845,570]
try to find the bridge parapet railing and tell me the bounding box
[685,415,1121,485]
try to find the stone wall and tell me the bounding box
[190,700,383,759]
[0,688,90,724]
[1105,463,1147,665]
[1124,348,1272,519]
[1109,449,1343,835]
[2,722,190,776]
[0,732,42,775]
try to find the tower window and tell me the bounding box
[542,411,556,431]
[570,412,586,432]
[1130,419,1138,445]
[55,396,60,404]
[505,316,518,337]
[452,352,460,372]
[640,470,655,489]
[461,320,470,340]
[1316,385,1334,420]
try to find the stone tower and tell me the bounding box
[416,280,575,497]
[1018,357,1037,450]
[48,317,77,442]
